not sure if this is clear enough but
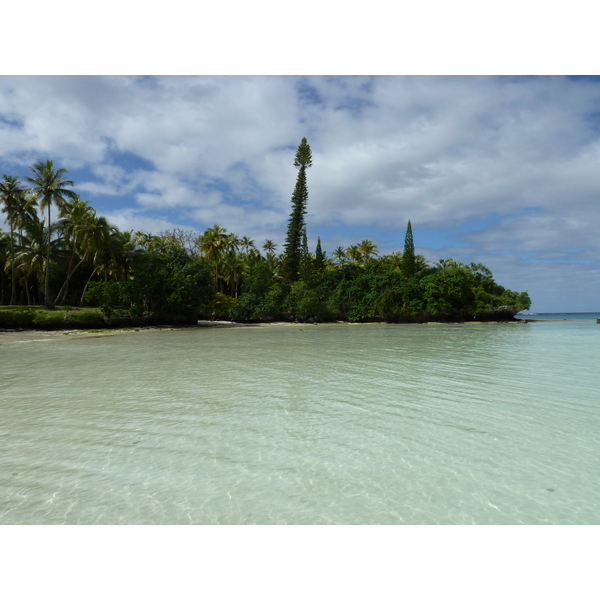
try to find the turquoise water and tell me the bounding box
[518,312,600,321]
[1,321,599,524]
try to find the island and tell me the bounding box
[0,142,530,330]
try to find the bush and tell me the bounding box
[0,307,35,328]
[201,293,239,320]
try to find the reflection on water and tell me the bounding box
[1,322,599,524]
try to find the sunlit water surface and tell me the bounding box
[1,322,599,524]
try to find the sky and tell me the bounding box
[1,75,598,312]
[1,1,599,314]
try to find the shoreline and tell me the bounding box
[3,318,592,344]
[522,318,594,323]
[0,319,532,344]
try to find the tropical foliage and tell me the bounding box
[0,149,531,326]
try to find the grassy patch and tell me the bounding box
[0,305,105,330]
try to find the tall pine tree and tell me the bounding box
[298,226,311,281]
[281,138,312,283]
[314,236,326,274]
[402,219,417,277]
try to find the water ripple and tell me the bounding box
[1,323,599,524]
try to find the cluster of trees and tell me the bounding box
[0,160,213,321]
[224,226,531,323]
[0,143,531,325]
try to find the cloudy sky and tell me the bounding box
[1,75,599,312]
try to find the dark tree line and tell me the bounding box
[210,138,530,323]
[1,140,531,325]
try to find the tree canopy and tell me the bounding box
[0,153,531,326]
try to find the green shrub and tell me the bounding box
[0,307,35,328]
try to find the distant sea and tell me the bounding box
[517,312,600,321]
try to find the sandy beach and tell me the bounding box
[0,318,538,345]
[0,321,313,344]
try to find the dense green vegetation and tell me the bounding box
[0,141,530,329]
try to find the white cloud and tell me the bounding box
[100,208,184,236]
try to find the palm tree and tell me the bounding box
[0,175,25,304]
[262,239,277,256]
[220,249,244,297]
[54,195,92,304]
[332,246,346,267]
[382,251,403,271]
[111,230,141,281]
[262,240,280,272]
[99,228,122,282]
[12,189,38,245]
[413,254,429,273]
[25,160,76,306]
[14,216,65,305]
[224,232,241,252]
[244,247,262,270]
[10,205,40,305]
[358,239,379,262]
[346,245,362,264]
[77,213,116,305]
[435,258,459,271]
[133,230,155,251]
[0,231,10,304]
[147,235,178,254]
[239,236,256,253]
[198,224,227,289]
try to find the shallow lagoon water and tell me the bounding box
[1,321,599,524]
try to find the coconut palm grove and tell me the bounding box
[0,139,530,328]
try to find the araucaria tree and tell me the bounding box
[401,219,417,277]
[314,236,326,275]
[281,138,312,283]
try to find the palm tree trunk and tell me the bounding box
[55,244,78,305]
[19,225,32,306]
[24,275,32,306]
[29,278,37,305]
[9,218,17,305]
[44,203,53,308]
[80,266,100,306]
[55,253,88,305]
